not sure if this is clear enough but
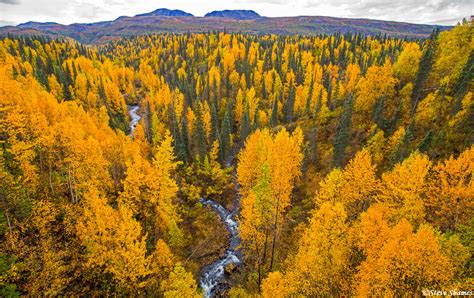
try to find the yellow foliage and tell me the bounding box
[119,133,182,247]
[77,189,149,291]
[282,202,351,296]
[261,271,288,298]
[24,201,69,295]
[160,264,200,298]
[393,42,422,84]
[379,152,431,226]
[356,218,453,296]
[315,149,378,219]
[426,146,474,231]
[434,22,473,85]
[237,127,303,283]
[356,62,397,113]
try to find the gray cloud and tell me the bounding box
[0,0,20,5]
[73,3,107,19]
[233,0,471,24]
[0,19,16,26]
[432,16,469,23]
[236,0,287,3]
[0,0,470,26]
[298,0,473,24]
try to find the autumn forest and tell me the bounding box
[0,19,473,297]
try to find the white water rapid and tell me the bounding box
[199,198,242,297]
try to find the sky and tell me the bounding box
[0,0,472,27]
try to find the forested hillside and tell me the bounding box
[0,19,472,296]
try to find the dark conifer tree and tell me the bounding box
[418,130,433,154]
[332,95,354,168]
[145,102,153,143]
[270,96,278,127]
[221,109,232,160]
[210,103,220,145]
[181,114,190,161]
[305,78,314,116]
[390,119,415,167]
[309,125,319,164]
[315,88,323,116]
[194,107,208,161]
[284,79,296,123]
[252,108,260,131]
[373,96,388,132]
[411,28,439,113]
[452,50,474,114]
[240,106,251,145]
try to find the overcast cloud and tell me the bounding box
[0,0,471,27]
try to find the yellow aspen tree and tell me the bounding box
[339,149,379,218]
[119,133,182,248]
[239,163,272,287]
[315,149,379,220]
[261,271,289,298]
[426,146,474,231]
[314,168,345,206]
[246,88,259,126]
[363,127,387,167]
[149,239,176,284]
[238,127,303,280]
[344,63,361,95]
[24,201,69,296]
[77,188,149,292]
[150,133,183,248]
[48,74,64,102]
[356,217,453,296]
[379,152,431,227]
[133,123,150,158]
[237,129,272,196]
[355,63,397,113]
[160,264,200,298]
[234,88,245,125]
[283,202,351,296]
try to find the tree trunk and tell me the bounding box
[67,164,75,204]
[262,228,269,266]
[48,159,54,195]
[269,196,280,271]
[72,166,78,202]
[5,212,12,234]
[1,196,15,249]
[254,234,262,292]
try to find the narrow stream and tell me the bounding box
[128,105,242,296]
[199,198,242,297]
[128,105,141,137]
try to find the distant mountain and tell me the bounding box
[135,8,193,17]
[0,8,450,44]
[18,21,60,28]
[205,10,261,20]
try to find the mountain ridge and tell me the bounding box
[0,8,451,44]
[135,8,194,18]
[204,10,262,19]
